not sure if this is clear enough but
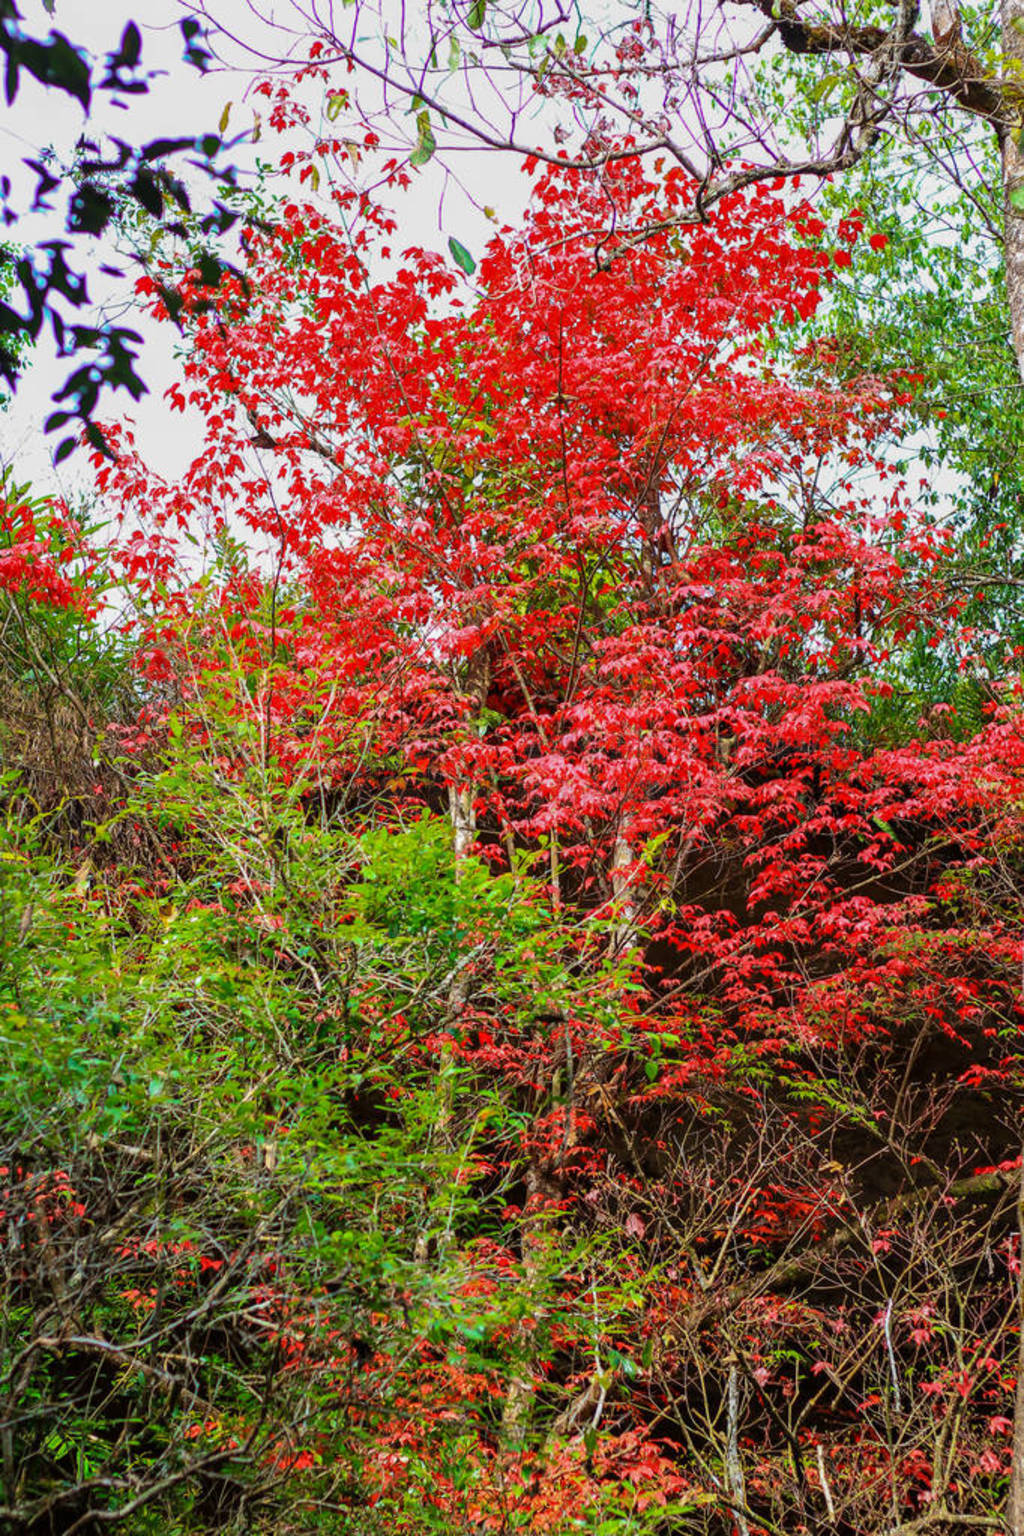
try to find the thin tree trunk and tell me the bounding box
[445,642,491,1011]
[1003,0,1024,1478]
[435,779,476,1131]
[1008,1164,1024,1536]
[443,657,490,1057]
[726,1360,751,1536]
[414,646,491,1263]
[1001,0,1024,383]
[501,1163,560,1446]
[609,822,637,957]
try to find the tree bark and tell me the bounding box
[609,822,638,957]
[501,1163,560,1446]
[413,645,491,1264]
[725,1360,751,1536]
[1008,1166,1024,1536]
[1001,0,1024,384]
[1000,0,1024,1493]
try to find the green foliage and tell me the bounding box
[0,651,643,1529]
[0,242,28,399]
[752,65,1024,735]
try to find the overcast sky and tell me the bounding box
[1,0,526,502]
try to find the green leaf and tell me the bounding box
[410,109,436,167]
[448,236,476,275]
[809,71,841,103]
[1010,184,1024,211]
[574,34,588,53]
[608,1349,640,1378]
[467,0,486,30]
[326,91,347,120]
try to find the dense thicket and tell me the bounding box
[2,76,1024,1536]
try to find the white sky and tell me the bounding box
[3,0,963,529]
[1,2,235,497]
[0,0,529,502]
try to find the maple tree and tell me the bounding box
[207,0,1024,386]
[3,73,1024,1535]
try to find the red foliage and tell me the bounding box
[0,485,95,611]
[87,134,1024,1527]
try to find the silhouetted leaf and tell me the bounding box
[67,185,114,236]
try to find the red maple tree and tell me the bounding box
[81,133,1024,1530]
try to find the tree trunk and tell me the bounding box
[1002,4,1024,1510]
[445,640,491,1016]
[1008,1166,1024,1536]
[413,646,491,1264]
[725,1360,750,1536]
[501,1163,560,1446]
[609,822,638,958]
[1001,0,1024,384]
